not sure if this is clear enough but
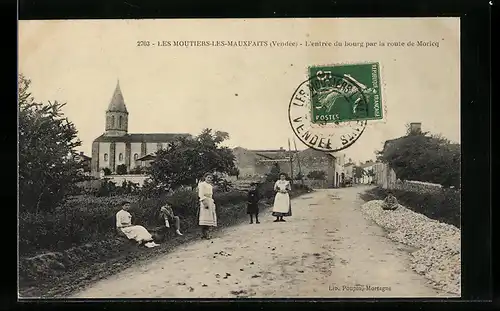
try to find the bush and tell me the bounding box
[307,170,327,180]
[116,164,128,175]
[265,163,281,182]
[377,133,461,188]
[19,181,312,259]
[360,187,460,227]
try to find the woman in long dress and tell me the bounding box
[116,201,160,248]
[272,173,292,222]
[198,173,217,239]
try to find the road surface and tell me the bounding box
[72,186,449,298]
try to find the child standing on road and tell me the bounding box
[247,183,260,224]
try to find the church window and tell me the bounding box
[111,116,115,128]
[119,153,123,161]
[104,153,108,162]
[119,116,123,128]
[134,153,138,160]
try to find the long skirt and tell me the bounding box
[272,192,291,217]
[120,225,153,242]
[199,198,217,227]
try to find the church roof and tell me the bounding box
[107,80,128,113]
[94,133,192,143]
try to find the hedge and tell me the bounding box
[19,182,309,257]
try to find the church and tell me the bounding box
[91,81,191,177]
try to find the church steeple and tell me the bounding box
[105,80,129,136]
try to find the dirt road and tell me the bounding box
[72,186,450,298]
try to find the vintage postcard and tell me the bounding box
[18,18,461,299]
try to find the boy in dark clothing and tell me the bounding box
[247,183,260,224]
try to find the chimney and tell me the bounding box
[80,152,84,156]
[410,122,422,134]
[279,147,284,151]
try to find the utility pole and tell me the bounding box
[288,138,294,185]
[293,138,304,185]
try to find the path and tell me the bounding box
[72,186,450,298]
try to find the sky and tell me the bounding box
[18,18,460,164]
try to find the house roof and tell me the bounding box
[94,133,192,143]
[344,162,355,167]
[107,80,128,113]
[74,153,91,161]
[136,153,156,161]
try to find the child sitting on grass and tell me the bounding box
[159,203,183,236]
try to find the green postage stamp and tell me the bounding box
[308,62,383,124]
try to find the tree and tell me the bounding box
[147,128,237,191]
[379,131,460,188]
[102,167,112,176]
[353,166,366,180]
[116,164,128,175]
[265,163,282,182]
[307,170,327,180]
[18,74,82,214]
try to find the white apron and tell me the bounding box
[198,181,218,227]
[272,180,291,214]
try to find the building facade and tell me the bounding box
[231,146,345,188]
[91,81,191,177]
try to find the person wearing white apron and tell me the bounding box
[272,173,292,222]
[198,173,217,239]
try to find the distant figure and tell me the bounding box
[198,173,217,239]
[116,201,160,248]
[382,192,399,210]
[247,183,260,224]
[272,173,292,222]
[159,204,183,236]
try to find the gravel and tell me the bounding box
[360,200,461,295]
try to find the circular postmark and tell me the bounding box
[288,72,371,152]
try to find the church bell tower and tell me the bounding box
[104,80,129,136]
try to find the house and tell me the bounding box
[73,151,92,175]
[232,147,345,188]
[90,81,191,177]
[232,146,298,179]
[359,160,376,184]
[343,158,356,181]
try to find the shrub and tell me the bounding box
[102,168,112,176]
[307,170,327,180]
[116,164,128,175]
[265,163,281,182]
[129,166,147,175]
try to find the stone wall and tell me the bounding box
[373,162,449,195]
[106,175,150,187]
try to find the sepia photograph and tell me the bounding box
[18,17,461,299]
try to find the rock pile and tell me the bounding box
[361,200,461,295]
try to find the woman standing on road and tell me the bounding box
[272,173,292,222]
[198,173,217,239]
